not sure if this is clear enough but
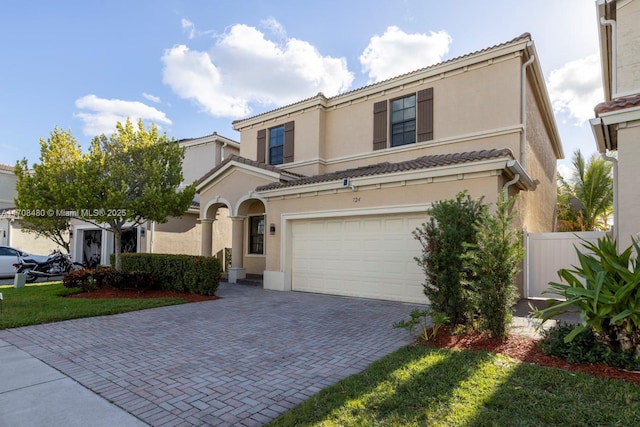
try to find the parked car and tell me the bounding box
[0,246,47,278]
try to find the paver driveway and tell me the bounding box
[0,282,423,426]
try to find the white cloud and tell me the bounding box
[182,19,196,39]
[260,17,287,39]
[74,94,172,136]
[557,163,573,181]
[162,20,354,118]
[547,53,604,125]
[142,93,161,103]
[359,26,452,83]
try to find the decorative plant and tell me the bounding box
[533,236,640,355]
[413,191,485,326]
[464,194,524,338]
[393,308,449,341]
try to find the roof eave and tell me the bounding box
[258,156,517,198]
[506,160,536,191]
[233,35,535,131]
[524,42,565,160]
[596,0,614,101]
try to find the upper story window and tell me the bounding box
[248,215,265,255]
[390,95,416,147]
[373,87,433,151]
[257,121,295,165]
[269,126,284,165]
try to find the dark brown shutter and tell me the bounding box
[283,121,294,163]
[373,100,387,150]
[257,129,266,163]
[417,88,434,142]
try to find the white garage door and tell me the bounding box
[291,214,427,303]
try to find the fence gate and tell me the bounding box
[524,231,606,299]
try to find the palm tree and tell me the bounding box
[556,150,613,232]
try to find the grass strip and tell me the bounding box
[268,346,640,427]
[0,282,186,330]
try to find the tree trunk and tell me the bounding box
[114,229,122,271]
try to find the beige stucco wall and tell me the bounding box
[238,55,524,177]
[152,210,232,257]
[9,221,64,255]
[519,78,559,232]
[616,123,640,248]
[182,139,240,185]
[263,174,500,274]
[617,0,640,95]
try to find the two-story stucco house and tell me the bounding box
[591,0,640,250]
[197,33,563,303]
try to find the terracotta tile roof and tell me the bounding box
[233,34,532,126]
[196,154,306,187]
[256,149,514,191]
[594,93,640,115]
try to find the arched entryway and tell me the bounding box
[233,197,267,283]
[200,196,266,283]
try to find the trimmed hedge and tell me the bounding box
[110,253,221,296]
[63,266,156,293]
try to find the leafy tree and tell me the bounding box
[15,119,195,270]
[14,127,83,252]
[557,150,613,231]
[79,118,196,270]
[413,191,486,326]
[464,194,524,338]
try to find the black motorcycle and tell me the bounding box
[14,249,84,283]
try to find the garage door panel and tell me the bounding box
[291,214,426,303]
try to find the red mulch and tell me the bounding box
[67,288,218,303]
[422,325,640,386]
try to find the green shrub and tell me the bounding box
[63,266,157,293]
[463,195,524,338]
[413,191,485,326]
[111,253,221,296]
[533,236,640,356]
[539,322,640,371]
[63,269,98,292]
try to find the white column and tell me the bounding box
[228,216,246,283]
[199,218,214,257]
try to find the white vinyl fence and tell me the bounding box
[524,231,607,299]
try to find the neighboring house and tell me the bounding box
[196,33,564,303]
[69,133,240,267]
[0,164,64,255]
[590,0,640,250]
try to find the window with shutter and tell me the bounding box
[373,101,388,150]
[257,129,266,163]
[390,95,416,147]
[269,126,284,165]
[283,121,294,163]
[373,87,434,150]
[417,88,434,142]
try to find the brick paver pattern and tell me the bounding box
[0,283,422,426]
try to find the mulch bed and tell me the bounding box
[67,288,218,303]
[422,325,640,386]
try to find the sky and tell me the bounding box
[0,0,603,178]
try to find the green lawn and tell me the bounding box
[0,282,188,330]
[268,346,640,427]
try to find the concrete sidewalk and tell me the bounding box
[0,338,147,426]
